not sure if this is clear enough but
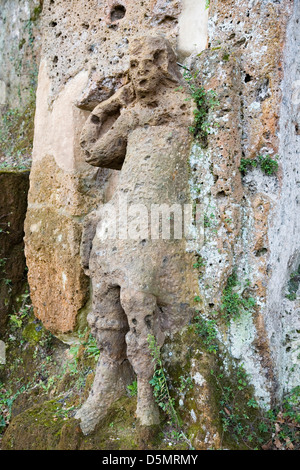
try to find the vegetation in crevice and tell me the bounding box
[191,310,300,449]
[286,264,300,301]
[239,154,279,176]
[220,270,256,324]
[194,315,219,354]
[182,69,219,147]
[148,334,180,428]
[147,334,194,449]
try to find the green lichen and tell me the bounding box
[22,320,43,345]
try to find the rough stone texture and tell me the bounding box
[266,0,300,396]
[24,155,107,335]
[177,0,208,58]
[0,0,42,110]
[187,0,298,407]
[75,36,199,434]
[0,170,29,335]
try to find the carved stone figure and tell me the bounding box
[75,36,198,435]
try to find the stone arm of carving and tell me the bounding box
[80,84,136,170]
[80,209,101,273]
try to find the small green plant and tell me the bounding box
[205,0,210,9]
[286,292,297,301]
[82,333,100,362]
[0,382,28,434]
[203,214,211,228]
[258,154,279,175]
[147,334,180,427]
[247,397,259,409]
[194,315,219,354]
[67,329,100,376]
[183,69,219,146]
[220,270,256,324]
[178,375,194,394]
[164,429,188,447]
[286,265,300,301]
[9,291,32,329]
[68,344,80,375]
[193,255,206,270]
[9,314,23,328]
[239,154,279,176]
[239,158,258,175]
[0,384,14,433]
[127,380,138,397]
[148,335,194,449]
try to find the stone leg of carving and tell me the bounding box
[120,288,162,427]
[76,284,134,435]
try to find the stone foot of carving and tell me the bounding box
[75,356,134,435]
[136,377,160,426]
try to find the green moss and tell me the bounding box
[30,5,43,23]
[1,399,66,450]
[160,328,222,447]
[22,321,43,345]
[160,322,275,450]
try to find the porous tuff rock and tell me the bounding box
[75,36,199,434]
[0,0,42,110]
[188,0,296,406]
[24,156,108,334]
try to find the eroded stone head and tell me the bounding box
[129,36,181,95]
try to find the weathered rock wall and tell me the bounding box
[0,170,29,335]
[266,0,300,396]
[188,0,299,406]
[0,0,42,110]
